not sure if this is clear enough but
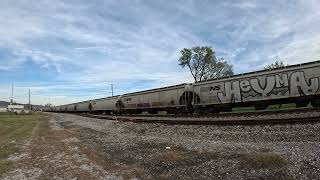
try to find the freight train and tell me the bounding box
[45,60,320,114]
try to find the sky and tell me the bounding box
[0,0,319,105]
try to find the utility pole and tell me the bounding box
[28,89,31,112]
[10,84,13,104]
[110,84,114,97]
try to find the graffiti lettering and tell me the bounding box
[275,74,288,87]
[218,81,241,103]
[240,80,251,92]
[203,71,320,103]
[250,76,275,97]
[290,72,319,96]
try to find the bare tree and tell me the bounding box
[44,103,53,107]
[179,46,234,82]
[265,60,287,109]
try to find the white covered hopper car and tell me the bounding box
[51,60,320,114]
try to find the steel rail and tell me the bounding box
[83,107,320,118]
[78,110,320,126]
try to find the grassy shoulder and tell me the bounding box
[232,103,300,113]
[0,113,49,175]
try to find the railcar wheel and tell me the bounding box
[295,101,309,108]
[219,105,232,112]
[148,109,158,114]
[174,108,187,115]
[165,108,175,114]
[311,98,320,107]
[197,108,211,115]
[187,104,194,114]
[134,109,143,114]
[205,107,220,114]
[254,104,268,110]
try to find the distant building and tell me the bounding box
[7,105,26,113]
[0,107,7,112]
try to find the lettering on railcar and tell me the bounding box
[200,71,320,103]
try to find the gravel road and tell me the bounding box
[4,113,320,179]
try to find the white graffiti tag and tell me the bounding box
[217,81,241,103]
[204,71,320,104]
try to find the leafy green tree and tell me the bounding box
[179,46,233,82]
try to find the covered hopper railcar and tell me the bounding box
[50,61,320,114]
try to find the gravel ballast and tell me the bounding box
[45,113,320,179]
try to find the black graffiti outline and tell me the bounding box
[266,73,290,96]
[239,80,251,93]
[267,87,289,96]
[241,90,260,98]
[249,75,277,97]
[241,73,292,98]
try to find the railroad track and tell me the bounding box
[89,107,319,117]
[78,108,320,125]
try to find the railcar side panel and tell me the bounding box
[195,65,320,105]
[122,87,184,109]
[77,102,90,112]
[93,97,118,111]
[51,61,320,113]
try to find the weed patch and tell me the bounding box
[0,113,49,176]
[241,152,288,169]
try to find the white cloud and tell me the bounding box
[0,0,319,105]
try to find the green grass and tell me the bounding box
[232,103,299,113]
[267,103,299,110]
[0,112,15,115]
[232,106,255,112]
[0,113,49,175]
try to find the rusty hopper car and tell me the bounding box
[50,60,320,114]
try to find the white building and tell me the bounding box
[0,107,7,112]
[7,105,26,113]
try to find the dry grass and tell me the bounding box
[121,168,145,180]
[159,149,190,162]
[243,152,288,169]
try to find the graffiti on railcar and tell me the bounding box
[201,71,320,104]
[137,103,151,107]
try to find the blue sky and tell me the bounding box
[0,0,319,105]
